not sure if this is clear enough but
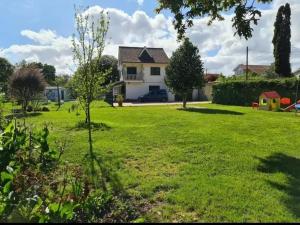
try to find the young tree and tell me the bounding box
[9,67,46,113]
[72,6,110,173]
[165,38,204,108]
[0,57,14,94]
[156,0,273,40]
[272,3,292,77]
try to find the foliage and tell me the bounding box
[0,58,14,95]
[156,0,273,40]
[165,38,204,108]
[116,95,124,106]
[262,63,279,79]
[23,62,56,85]
[0,120,139,223]
[9,67,46,113]
[273,3,292,77]
[212,78,299,106]
[98,55,120,85]
[0,93,5,129]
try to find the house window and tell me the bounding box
[127,67,137,75]
[149,86,160,92]
[151,67,161,76]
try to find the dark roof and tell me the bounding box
[118,46,169,64]
[260,91,281,99]
[234,64,270,74]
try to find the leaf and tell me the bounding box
[1,171,13,182]
[3,182,12,194]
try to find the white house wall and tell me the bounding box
[121,63,175,101]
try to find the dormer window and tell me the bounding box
[138,47,153,62]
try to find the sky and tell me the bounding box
[0,0,300,75]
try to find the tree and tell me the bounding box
[0,58,14,94]
[9,67,46,113]
[53,75,70,110]
[26,62,56,84]
[42,64,56,84]
[98,55,119,84]
[272,3,292,77]
[156,0,273,40]
[72,6,110,184]
[165,38,204,108]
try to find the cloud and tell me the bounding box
[137,0,144,6]
[1,1,300,75]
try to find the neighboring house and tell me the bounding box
[233,64,270,75]
[200,73,220,101]
[113,46,175,101]
[44,86,71,102]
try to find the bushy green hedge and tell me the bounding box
[212,78,299,106]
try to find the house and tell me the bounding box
[259,91,281,111]
[44,86,71,102]
[294,69,300,77]
[234,64,270,75]
[113,46,175,101]
[200,73,220,101]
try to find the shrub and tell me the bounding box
[212,78,298,106]
[26,105,33,112]
[42,107,50,112]
[9,67,46,113]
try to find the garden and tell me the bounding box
[1,100,300,222]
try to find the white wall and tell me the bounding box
[121,63,174,101]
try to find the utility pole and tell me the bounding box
[246,46,249,81]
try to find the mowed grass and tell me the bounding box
[3,101,300,222]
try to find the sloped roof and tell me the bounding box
[261,91,281,99]
[118,46,169,64]
[234,64,270,74]
[204,73,220,82]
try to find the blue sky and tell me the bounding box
[0,0,162,48]
[0,0,270,48]
[1,0,299,75]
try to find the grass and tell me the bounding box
[3,100,300,222]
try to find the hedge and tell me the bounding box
[212,78,299,106]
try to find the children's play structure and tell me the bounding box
[259,91,281,111]
[252,76,300,114]
[252,90,300,112]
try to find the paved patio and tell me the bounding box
[113,101,211,107]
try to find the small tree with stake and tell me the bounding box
[9,67,46,113]
[165,38,204,108]
[72,6,110,186]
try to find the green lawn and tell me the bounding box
[4,101,300,222]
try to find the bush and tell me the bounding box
[212,78,299,106]
[42,106,50,112]
[26,105,33,112]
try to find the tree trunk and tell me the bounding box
[56,84,61,111]
[183,95,187,109]
[86,103,93,157]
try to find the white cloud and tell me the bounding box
[137,0,144,6]
[1,1,300,75]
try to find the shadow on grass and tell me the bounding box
[5,112,42,119]
[257,153,300,218]
[82,152,146,222]
[177,107,244,115]
[70,121,111,131]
